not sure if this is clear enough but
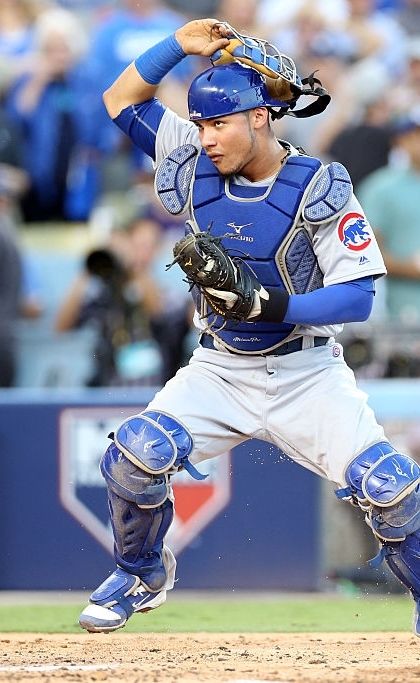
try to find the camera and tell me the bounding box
[84,248,126,288]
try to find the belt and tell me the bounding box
[199,333,328,356]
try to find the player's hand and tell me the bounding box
[175,19,231,58]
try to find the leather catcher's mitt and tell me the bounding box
[169,231,266,321]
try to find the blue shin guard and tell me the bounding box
[107,488,174,587]
[79,411,199,633]
[101,441,174,587]
[337,443,420,636]
[381,533,420,635]
[79,441,176,633]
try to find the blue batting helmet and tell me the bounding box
[188,62,330,121]
[188,62,291,121]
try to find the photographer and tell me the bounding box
[55,217,164,387]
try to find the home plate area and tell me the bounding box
[1,632,419,683]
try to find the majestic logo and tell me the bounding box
[359,255,370,265]
[59,408,231,557]
[338,212,372,251]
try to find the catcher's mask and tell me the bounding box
[188,23,330,122]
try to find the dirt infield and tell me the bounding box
[0,632,419,683]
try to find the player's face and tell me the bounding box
[194,111,260,176]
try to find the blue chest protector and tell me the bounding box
[190,151,322,352]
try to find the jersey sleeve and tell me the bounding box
[308,194,387,286]
[153,107,200,168]
[113,98,200,165]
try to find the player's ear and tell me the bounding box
[251,107,269,129]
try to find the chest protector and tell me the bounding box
[188,150,323,353]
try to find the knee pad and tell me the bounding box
[337,442,420,604]
[363,451,420,542]
[114,410,206,480]
[336,441,397,508]
[101,442,170,508]
[336,441,420,542]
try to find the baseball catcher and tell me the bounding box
[78,18,420,639]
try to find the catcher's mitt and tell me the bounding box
[169,230,267,322]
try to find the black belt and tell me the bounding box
[199,333,328,356]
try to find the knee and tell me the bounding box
[337,442,420,543]
[101,442,171,508]
[110,410,205,480]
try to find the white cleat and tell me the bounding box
[79,568,167,633]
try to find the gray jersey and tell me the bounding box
[154,108,386,339]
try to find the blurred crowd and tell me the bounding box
[2,0,420,388]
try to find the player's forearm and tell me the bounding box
[103,35,186,119]
[103,20,230,120]
[261,277,375,325]
[103,64,157,119]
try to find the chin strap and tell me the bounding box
[273,72,331,120]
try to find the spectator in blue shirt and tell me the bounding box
[7,7,101,222]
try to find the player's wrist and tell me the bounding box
[134,34,186,85]
[258,288,290,323]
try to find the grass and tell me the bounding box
[0,596,412,634]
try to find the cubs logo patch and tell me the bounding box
[338,212,372,251]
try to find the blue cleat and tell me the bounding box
[79,567,167,633]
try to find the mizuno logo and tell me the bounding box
[392,458,410,479]
[226,222,252,234]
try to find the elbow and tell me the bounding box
[353,290,374,322]
[102,88,114,117]
[102,87,124,120]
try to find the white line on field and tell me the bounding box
[0,666,289,682]
[0,664,122,673]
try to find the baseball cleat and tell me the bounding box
[79,567,167,633]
